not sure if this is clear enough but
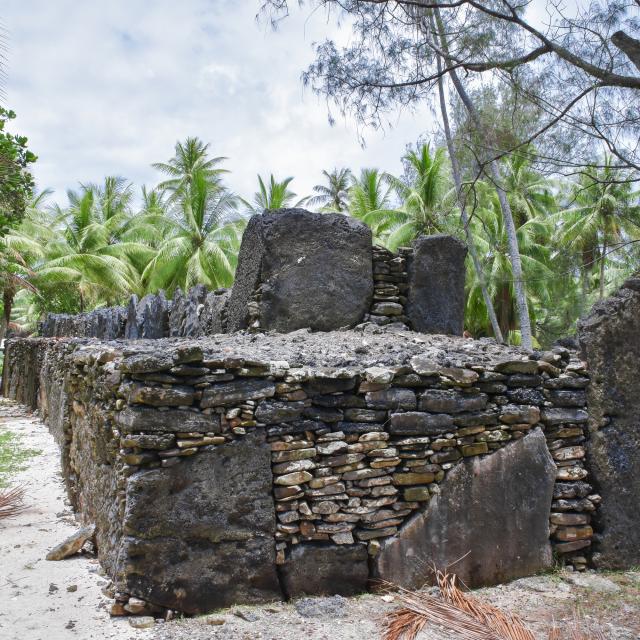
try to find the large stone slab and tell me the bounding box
[226,209,373,332]
[118,430,281,613]
[406,235,467,335]
[579,278,640,569]
[280,543,369,598]
[372,428,556,588]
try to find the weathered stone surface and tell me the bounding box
[579,279,640,568]
[115,407,220,433]
[46,525,95,561]
[419,390,487,414]
[280,543,369,597]
[373,429,556,588]
[389,412,453,435]
[120,430,281,613]
[406,235,467,335]
[201,379,276,407]
[226,210,373,332]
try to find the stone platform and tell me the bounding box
[1,326,595,614]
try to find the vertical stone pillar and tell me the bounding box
[579,278,640,569]
[406,235,467,335]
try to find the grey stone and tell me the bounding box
[540,408,588,425]
[201,379,276,407]
[365,388,416,410]
[280,543,369,598]
[406,235,467,335]
[226,210,373,332]
[255,400,306,424]
[372,429,556,588]
[115,407,220,433]
[200,289,229,334]
[578,281,640,568]
[120,430,281,613]
[46,525,95,561]
[419,389,487,414]
[389,412,453,435]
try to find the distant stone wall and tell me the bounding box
[39,210,468,339]
[1,330,596,614]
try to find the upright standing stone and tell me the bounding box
[406,235,467,335]
[579,278,640,569]
[372,428,556,588]
[226,209,373,333]
[118,430,281,613]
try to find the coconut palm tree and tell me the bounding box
[142,168,244,293]
[502,152,557,225]
[348,168,399,242]
[555,157,640,301]
[383,144,452,251]
[466,188,553,343]
[33,180,148,310]
[245,174,308,213]
[152,137,229,199]
[308,168,352,212]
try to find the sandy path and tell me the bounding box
[0,398,149,640]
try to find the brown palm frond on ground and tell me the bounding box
[382,569,535,640]
[0,485,27,520]
[383,587,498,640]
[437,571,535,640]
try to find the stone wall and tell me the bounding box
[1,328,596,614]
[579,277,640,569]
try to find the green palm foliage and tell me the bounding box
[555,156,640,301]
[466,189,553,342]
[348,168,398,242]
[246,174,308,213]
[502,152,557,224]
[384,145,451,251]
[308,168,352,212]
[152,137,229,198]
[34,179,147,310]
[142,168,244,293]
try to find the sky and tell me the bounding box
[3,0,433,206]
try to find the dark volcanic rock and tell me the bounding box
[226,209,373,332]
[280,543,369,598]
[406,234,467,335]
[579,279,640,569]
[119,430,281,613]
[372,428,556,588]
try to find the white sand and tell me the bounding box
[0,399,149,640]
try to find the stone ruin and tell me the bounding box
[1,208,638,617]
[39,209,468,339]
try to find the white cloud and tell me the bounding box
[4,0,434,206]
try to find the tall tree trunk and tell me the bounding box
[434,8,533,350]
[599,237,607,300]
[0,285,14,343]
[434,47,504,343]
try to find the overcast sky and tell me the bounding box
[3,1,433,206]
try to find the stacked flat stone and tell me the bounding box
[365,246,410,326]
[1,332,597,617]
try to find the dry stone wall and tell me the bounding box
[1,328,597,614]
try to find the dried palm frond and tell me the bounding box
[0,485,27,520]
[382,569,535,640]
